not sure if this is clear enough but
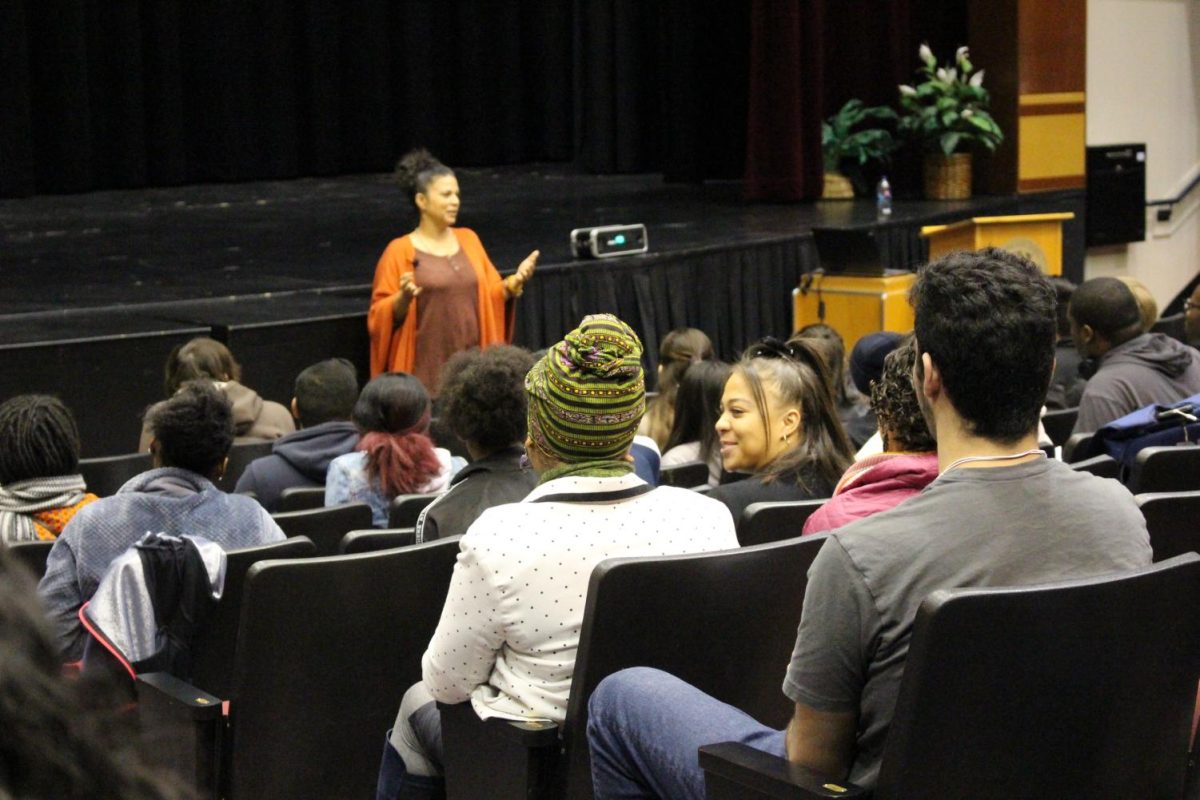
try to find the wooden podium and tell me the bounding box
[792,272,916,354]
[920,213,1075,275]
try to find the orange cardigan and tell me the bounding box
[368,228,513,377]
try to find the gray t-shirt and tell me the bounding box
[782,457,1151,790]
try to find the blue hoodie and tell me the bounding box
[235,420,360,511]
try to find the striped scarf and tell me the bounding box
[0,474,88,544]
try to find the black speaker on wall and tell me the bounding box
[1086,144,1146,247]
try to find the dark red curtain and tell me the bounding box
[744,0,959,202]
[744,0,825,202]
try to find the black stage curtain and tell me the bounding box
[0,1,749,197]
[0,2,965,199]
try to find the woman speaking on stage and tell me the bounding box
[368,149,538,395]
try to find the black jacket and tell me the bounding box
[416,447,538,541]
[708,463,835,533]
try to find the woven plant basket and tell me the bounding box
[923,152,972,200]
[822,171,855,200]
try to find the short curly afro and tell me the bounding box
[439,345,537,452]
[870,336,935,453]
[145,381,234,476]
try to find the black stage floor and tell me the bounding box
[1,166,1086,457]
[2,164,1030,318]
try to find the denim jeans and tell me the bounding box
[587,667,787,800]
[375,682,446,800]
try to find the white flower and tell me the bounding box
[936,67,949,82]
[919,43,935,66]
[970,70,985,87]
[899,84,917,96]
[962,108,974,117]
[956,46,969,63]
[946,67,958,83]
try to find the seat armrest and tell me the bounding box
[136,672,223,799]
[699,742,867,799]
[136,671,223,721]
[439,701,561,800]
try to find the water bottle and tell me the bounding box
[876,176,893,218]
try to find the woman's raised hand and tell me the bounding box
[516,249,540,283]
[399,271,424,298]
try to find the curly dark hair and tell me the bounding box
[0,547,190,800]
[911,248,1056,443]
[394,148,454,212]
[0,394,82,485]
[145,381,234,477]
[870,336,935,453]
[439,345,537,452]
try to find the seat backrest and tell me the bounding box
[78,452,153,497]
[1041,407,1079,448]
[561,535,829,798]
[1062,431,1096,463]
[215,441,276,493]
[738,500,826,546]
[8,540,54,580]
[276,486,328,512]
[876,554,1200,800]
[1151,312,1187,343]
[388,493,439,528]
[226,537,462,800]
[1128,445,1200,494]
[660,461,709,489]
[270,503,374,555]
[338,528,416,554]
[190,536,317,697]
[1137,491,1200,562]
[1068,453,1121,479]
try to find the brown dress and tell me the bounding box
[412,248,480,396]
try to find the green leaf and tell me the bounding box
[939,132,963,154]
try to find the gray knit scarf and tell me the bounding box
[0,474,88,544]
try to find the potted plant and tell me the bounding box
[822,99,898,199]
[898,44,1003,199]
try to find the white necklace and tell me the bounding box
[941,448,1046,475]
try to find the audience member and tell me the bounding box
[792,324,875,448]
[638,327,714,451]
[661,360,733,488]
[40,382,285,661]
[0,546,189,800]
[375,314,738,800]
[1046,277,1087,409]
[326,372,458,527]
[1117,275,1159,333]
[414,345,538,542]
[1070,277,1200,434]
[235,358,361,511]
[846,331,904,457]
[138,336,294,451]
[706,338,855,525]
[803,336,937,534]
[0,395,98,543]
[1185,283,1200,348]
[586,248,1151,799]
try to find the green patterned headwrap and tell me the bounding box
[525,314,646,462]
